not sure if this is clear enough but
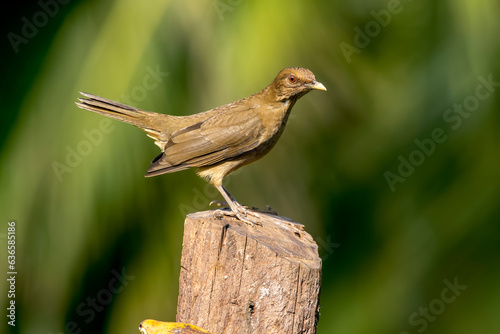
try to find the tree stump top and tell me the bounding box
[187,210,320,269]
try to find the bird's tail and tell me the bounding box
[76,92,174,148]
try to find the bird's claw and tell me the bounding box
[235,205,260,226]
[238,206,259,218]
[210,200,228,207]
[212,206,261,226]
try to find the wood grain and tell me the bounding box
[177,210,321,334]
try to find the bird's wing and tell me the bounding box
[146,107,263,176]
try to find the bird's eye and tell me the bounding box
[288,75,296,83]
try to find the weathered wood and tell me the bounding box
[176,210,322,334]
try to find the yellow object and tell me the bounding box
[139,319,212,334]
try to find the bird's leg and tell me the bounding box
[214,185,260,225]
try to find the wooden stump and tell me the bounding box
[176,210,322,334]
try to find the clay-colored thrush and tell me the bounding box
[76,67,326,224]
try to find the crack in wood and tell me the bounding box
[292,264,302,331]
[218,223,230,256]
[237,235,248,296]
[207,224,230,321]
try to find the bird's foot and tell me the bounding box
[234,208,261,227]
[212,204,261,226]
[235,205,260,226]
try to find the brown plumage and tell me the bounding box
[76,67,326,224]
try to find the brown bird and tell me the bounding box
[76,67,326,224]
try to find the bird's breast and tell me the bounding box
[252,101,294,154]
[258,101,293,139]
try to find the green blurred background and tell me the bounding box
[2,0,499,333]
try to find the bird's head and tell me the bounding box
[271,67,326,102]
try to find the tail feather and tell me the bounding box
[76,92,151,127]
[76,92,172,148]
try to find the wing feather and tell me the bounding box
[146,108,263,176]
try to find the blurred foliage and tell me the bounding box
[1,0,500,333]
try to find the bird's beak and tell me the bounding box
[309,81,327,91]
